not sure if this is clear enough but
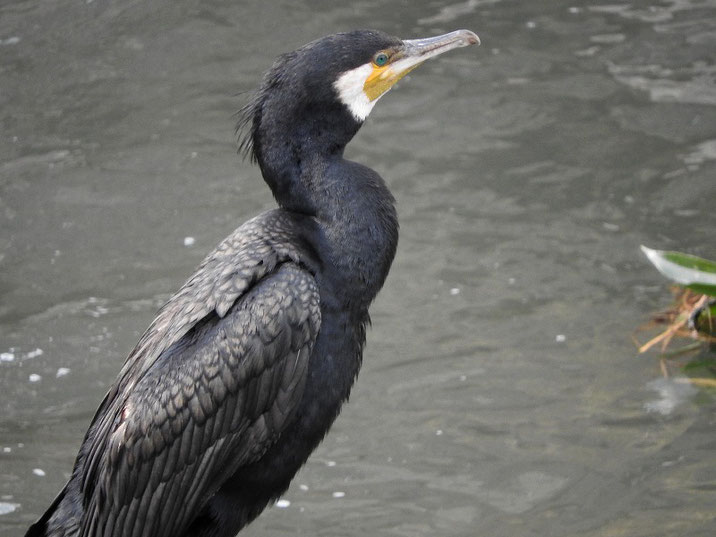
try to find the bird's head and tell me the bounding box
[332,29,480,122]
[238,29,479,163]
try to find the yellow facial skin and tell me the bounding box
[363,53,422,102]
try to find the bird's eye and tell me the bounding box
[373,52,389,67]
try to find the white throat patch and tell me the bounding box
[334,63,379,122]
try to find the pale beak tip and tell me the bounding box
[458,29,481,46]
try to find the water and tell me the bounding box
[1,0,715,535]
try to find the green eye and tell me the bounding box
[374,52,389,67]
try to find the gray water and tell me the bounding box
[1,0,715,535]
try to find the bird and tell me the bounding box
[26,28,479,537]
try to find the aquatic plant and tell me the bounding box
[636,247,716,387]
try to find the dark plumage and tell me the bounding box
[26,28,478,537]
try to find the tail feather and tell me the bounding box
[24,486,68,537]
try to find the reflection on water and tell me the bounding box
[1,0,715,536]
[644,378,699,416]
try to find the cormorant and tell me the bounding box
[26,28,479,537]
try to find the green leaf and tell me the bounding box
[688,283,716,296]
[641,246,716,296]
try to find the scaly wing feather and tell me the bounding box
[78,262,320,537]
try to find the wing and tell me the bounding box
[78,262,320,537]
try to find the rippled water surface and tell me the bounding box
[2,1,715,535]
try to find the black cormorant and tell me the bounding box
[26,28,479,537]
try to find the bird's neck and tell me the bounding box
[255,100,360,213]
[256,122,398,308]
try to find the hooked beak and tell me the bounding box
[363,29,480,101]
[402,29,481,62]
